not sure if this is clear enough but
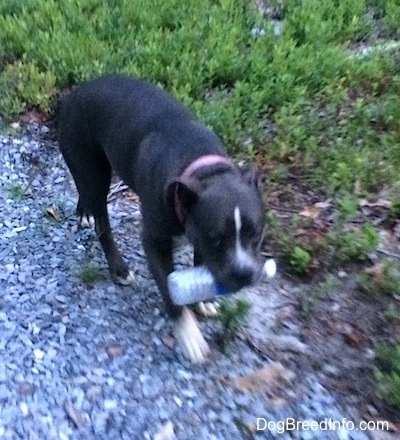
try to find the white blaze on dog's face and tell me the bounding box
[234,206,254,267]
[233,206,259,275]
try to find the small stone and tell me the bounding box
[5,264,14,273]
[322,364,339,377]
[104,399,118,410]
[181,389,198,399]
[0,384,10,400]
[173,396,183,407]
[141,376,164,399]
[20,402,29,416]
[33,349,45,360]
[153,421,175,440]
[105,345,124,358]
[0,363,7,381]
[331,302,340,312]
[154,318,165,331]
[177,369,192,380]
[235,394,252,408]
[87,385,102,400]
[91,410,109,434]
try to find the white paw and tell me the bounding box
[195,301,219,317]
[116,270,136,285]
[175,307,210,363]
[79,215,95,228]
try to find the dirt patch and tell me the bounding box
[240,264,400,432]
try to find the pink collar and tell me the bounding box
[180,154,232,179]
[175,154,233,224]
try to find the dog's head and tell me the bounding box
[166,166,265,291]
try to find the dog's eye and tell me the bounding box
[242,223,256,240]
[243,223,263,246]
[209,235,222,248]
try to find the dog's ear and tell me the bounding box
[165,179,200,222]
[240,166,263,192]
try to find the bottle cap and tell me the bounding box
[264,258,276,278]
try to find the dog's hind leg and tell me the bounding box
[95,207,136,286]
[61,142,135,285]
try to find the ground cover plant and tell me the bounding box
[1,0,400,417]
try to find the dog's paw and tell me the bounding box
[116,270,136,286]
[79,215,95,228]
[195,301,219,317]
[175,307,210,363]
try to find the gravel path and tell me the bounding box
[0,125,372,439]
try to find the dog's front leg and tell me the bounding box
[142,233,210,363]
[174,307,210,363]
[193,250,219,318]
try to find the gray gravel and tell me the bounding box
[0,125,373,439]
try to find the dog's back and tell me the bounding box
[59,75,193,141]
[58,75,224,191]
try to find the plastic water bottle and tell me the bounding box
[168,258,276,306]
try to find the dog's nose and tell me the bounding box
[233,267,254,288]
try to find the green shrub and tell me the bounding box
[301,274,338,317]
[287,246,312,276]
[0,0,399,196]
[359,259,400,296]
[217,299,251,351]
[375,344,400,408]
[0,61,56,116]
[385,1,400,37]
[331,223,379,263]
[78,264,102,284]
[6,182,29,201]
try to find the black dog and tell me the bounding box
[57,75,265,362]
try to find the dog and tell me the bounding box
[57,75,265,363]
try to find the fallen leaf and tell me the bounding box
[233,362,295,394]
[365,263,385,279]
[46,205,60,221]
[359,198,391,209]
[340,324,365,347]
[21,110,49,124]
[124,190,139,202]
[18,382,35,396]
[299,205,321,219]
[269,397,288,408]
[64,400,86,428]
[161,335,175,349]
[233,417,257,435]
[105,345,124,357]
[314,200,332,209]
[344,330,365,346]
